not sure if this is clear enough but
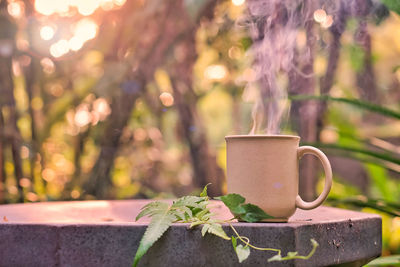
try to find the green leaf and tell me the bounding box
[381,0,400,15]
[231,236,237,248]
[289,95,400,120]
[195,208,209,219]
[232,235,250,263]
[268,254,283,262]
[201,223,210,237]
[135,202,169,221]
[367,255,400,266]
[200,183,211,197]
[201,223,230,240]
[235,244,251,263]
[172,196,207,210]
[239,204,275,223]
[190,220,205,228]
[215,194,246,214]
[287,252,298,258]
[216,194,274,222]
[133,206,176,267]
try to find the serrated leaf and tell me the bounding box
[202,223,230,240]
[235,244,251,263]
[175,206,193,219]
[172,196,207,210]
[268,254,283,262]
[201,212,214,221]
[172,210,186,221]
[200,183,211,197]
[135,202,169,221]
[190,220,205,228]
[195,208,210,220]
[201,223,210,237]
[133,207,175,267]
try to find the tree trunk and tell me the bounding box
[354,0,378,102]
[288,0,318,201]
[317,0,348,135]
[0,4,24,202]
[0,111,5,203]
[84,87,141,198]
[170,37,225,195]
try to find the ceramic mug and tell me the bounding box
[225,135,332,222]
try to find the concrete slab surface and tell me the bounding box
[0,200,381,266]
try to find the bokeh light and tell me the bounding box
[93,98,111,120]
[7,1,24,18]
[314,9,333,29]
[34,0,127,16]
[113,0,127,6]
[74,19,98,40]
[40,26,55,41]
[42,168,56,182]
[74,106,92,127]
[313,9,327,23]
[77,0,99,16]
[50,39,70,58]
[321,15,333,28]
[232,0,245,6]
[68,37,84,51]
[204,65,228,81]
[40,57,55,74]
[159,92,174,107]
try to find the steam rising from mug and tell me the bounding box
[243,0,380,135]
[245,0,300,135]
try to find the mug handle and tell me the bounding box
[295,146,332,210]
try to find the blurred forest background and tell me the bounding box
[0,0,399,258]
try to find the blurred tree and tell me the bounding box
[84,0,223,198]
[0,1,24,202]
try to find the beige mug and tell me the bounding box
[225,135,332,222]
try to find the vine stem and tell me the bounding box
[228,223,281,253]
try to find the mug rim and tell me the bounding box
[225,134,300,140]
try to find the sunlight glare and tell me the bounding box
[35,0,56,15]
[73,18,98,41]
[77,0,99,16]
[40,26,55,41]
[100,0,114,11]
[232,0,245,6]
[68,37,84,51]
[113,0,127,6]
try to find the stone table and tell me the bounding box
[0,200,381,267]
